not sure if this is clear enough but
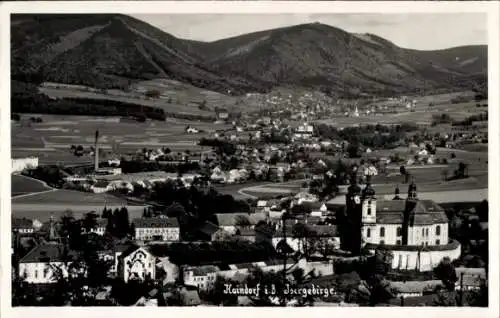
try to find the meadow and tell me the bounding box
[11,113,232,164]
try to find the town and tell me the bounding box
[10,13,489,308]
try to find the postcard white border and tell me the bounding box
[1,2,499,318]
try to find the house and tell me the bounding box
[210,167,227,183]
[213,213,267,234]
[117,246,156,283]
[390,280,443,298]
[112,243,135,274]
[184,265,220,290]
[216,111,229,121]
[83,218,107,236]
[18,242,81,284]
[197,221,221,241]
[294,122,314,139]
[133,217,180,242]
[185,126,200,134]
[236,228,256,242]
[300,202,328,217]
[455,267,487,291]
[91,181,113,193]
[12,217,34,234]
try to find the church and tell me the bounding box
[342,176,461,272]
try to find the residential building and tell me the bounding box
[213,213,267,234]
[390,280,443,298]
[133,217,180,242]
[18,242,80,284]
[12,157,39,173]
[455,267,487,291]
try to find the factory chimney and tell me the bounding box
[94,130,99,172]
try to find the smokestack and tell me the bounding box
[94,130,99,172]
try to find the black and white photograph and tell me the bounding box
[1,1,499,314]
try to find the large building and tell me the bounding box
[18,242,81,284]
[343,177,461,272]
[133,217,180,242]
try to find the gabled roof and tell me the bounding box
[93,181,111,188]
[118,245,149,260]
[12,217,33,229]
[19,242,80,263]
[198,221,220,236]
[376,199,448,225]
[191,265,220,276]
[133,217,179,228]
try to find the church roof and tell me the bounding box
[375,200,448,225]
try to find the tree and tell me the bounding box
[142,207,152,218]
[113,207,130,238]
[165,202,186,218]
[82,212,98,234]
[292,268,305,283]
[292,223,317,258]
[476,199,488,222]
[434,257,458,290]
[457,162,468,178]
[399,165,407,176]
[346,143,360,158]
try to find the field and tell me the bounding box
[38,79,270,116]
[11,189,129,205]
[12,113,233,164]
[316,97,486,128]
[11,174,52,196]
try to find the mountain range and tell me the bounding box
[11,14,488,97]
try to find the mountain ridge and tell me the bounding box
[11,14,487,97]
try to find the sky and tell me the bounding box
[132,13,487,50]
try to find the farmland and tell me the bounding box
[38,79,269,116]
[11,113,232,164]
[11,174,52,197]
[315,99,486,129]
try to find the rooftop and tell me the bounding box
[133,217,179,228]
[19,242,80,263]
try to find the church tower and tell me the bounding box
[402,179,419,245]
[361,175,377,224]
[344,172,363,254]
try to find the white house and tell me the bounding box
[12,157,39,173]
[117,246,156,283]
[18,242,81,284]
[91,181,113,193]
[133,217,180,242]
